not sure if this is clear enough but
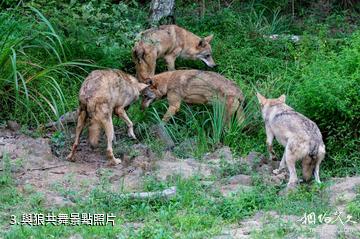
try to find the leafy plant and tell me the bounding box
[0,8,92,126]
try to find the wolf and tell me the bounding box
[66,69,148,166]
[132,25,216,82]
[256,93,326,188]
[141,70,245,123]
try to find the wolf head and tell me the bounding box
[141,78,159,110]
[132,42,155,82]
[193,35,216,68]
[256,93,286,117]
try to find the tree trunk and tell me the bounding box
[149,0,175,26]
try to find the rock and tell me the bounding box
[203,146,233,164]
[173,138,197,158]
[131,155,152,171]
[45,194,75,208]
[257,164,272,175]
[132,143,154,158]
[7,120,21,131]
[120,168,144,191]
[269,160,280,171]
[228,174,252,186]
[244,151,266,170]
[150,123,174,149]
[261,171,288,187]
[155,158,212,181]
[162,150,178,162]
[328,176,360,206]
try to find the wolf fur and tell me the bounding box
[132,25,216,82]
[256,93,326,188]
[67,69,148,165]
[141,70,245,123]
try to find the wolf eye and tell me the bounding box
[205,54,211,58]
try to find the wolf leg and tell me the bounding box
[115,107,136,140]
[162,94,181,122]
[285,147,298,188]
[67,110,86,161]
[164,54,176,71]
[273,154,286,174]
[265,126,276,161]
[102,116,121,166]
[314,147,325,183]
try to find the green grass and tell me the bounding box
[1,1,359,238]
[1,169,333,238]
[0,7,94,126]
[1,1,358,175]
[347,186,360,221]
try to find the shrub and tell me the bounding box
[293,31,360,175]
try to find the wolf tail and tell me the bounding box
[88,118,101,148]
[85,101,101,148]
[302,143,325,182]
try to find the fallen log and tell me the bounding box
[263,34,301,43]
[120,186,176,200]
[45,110,78,129]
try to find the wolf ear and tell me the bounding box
[198,38,206,48]
[256,92,267,105]
[199,35,214,48]
[204,34,213,43]
[133,47,145,63]
[278,94,286,103]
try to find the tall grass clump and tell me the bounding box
[0,8,92,126]
[293,31,360,176]
[148,99,253,157]
[30,0,147,68]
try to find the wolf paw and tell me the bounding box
[273,168,281,175]
[108,158,122,166]
[127,130,137,140]
[66,154,76,162]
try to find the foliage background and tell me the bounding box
[0,0,359,175]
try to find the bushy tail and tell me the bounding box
[88,118,101,148]
[86,102,101,147]
[302,143,325,182]
[302,155,317,182]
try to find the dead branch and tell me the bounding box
[45,110,78,129]
[120,186,176,200]
[28,164,67,171]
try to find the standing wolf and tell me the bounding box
[66,70,148,166]
[133,25,216,82]
[141,70,245,123]
[256,93,325,188]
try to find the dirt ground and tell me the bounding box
[1,127,359,238]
